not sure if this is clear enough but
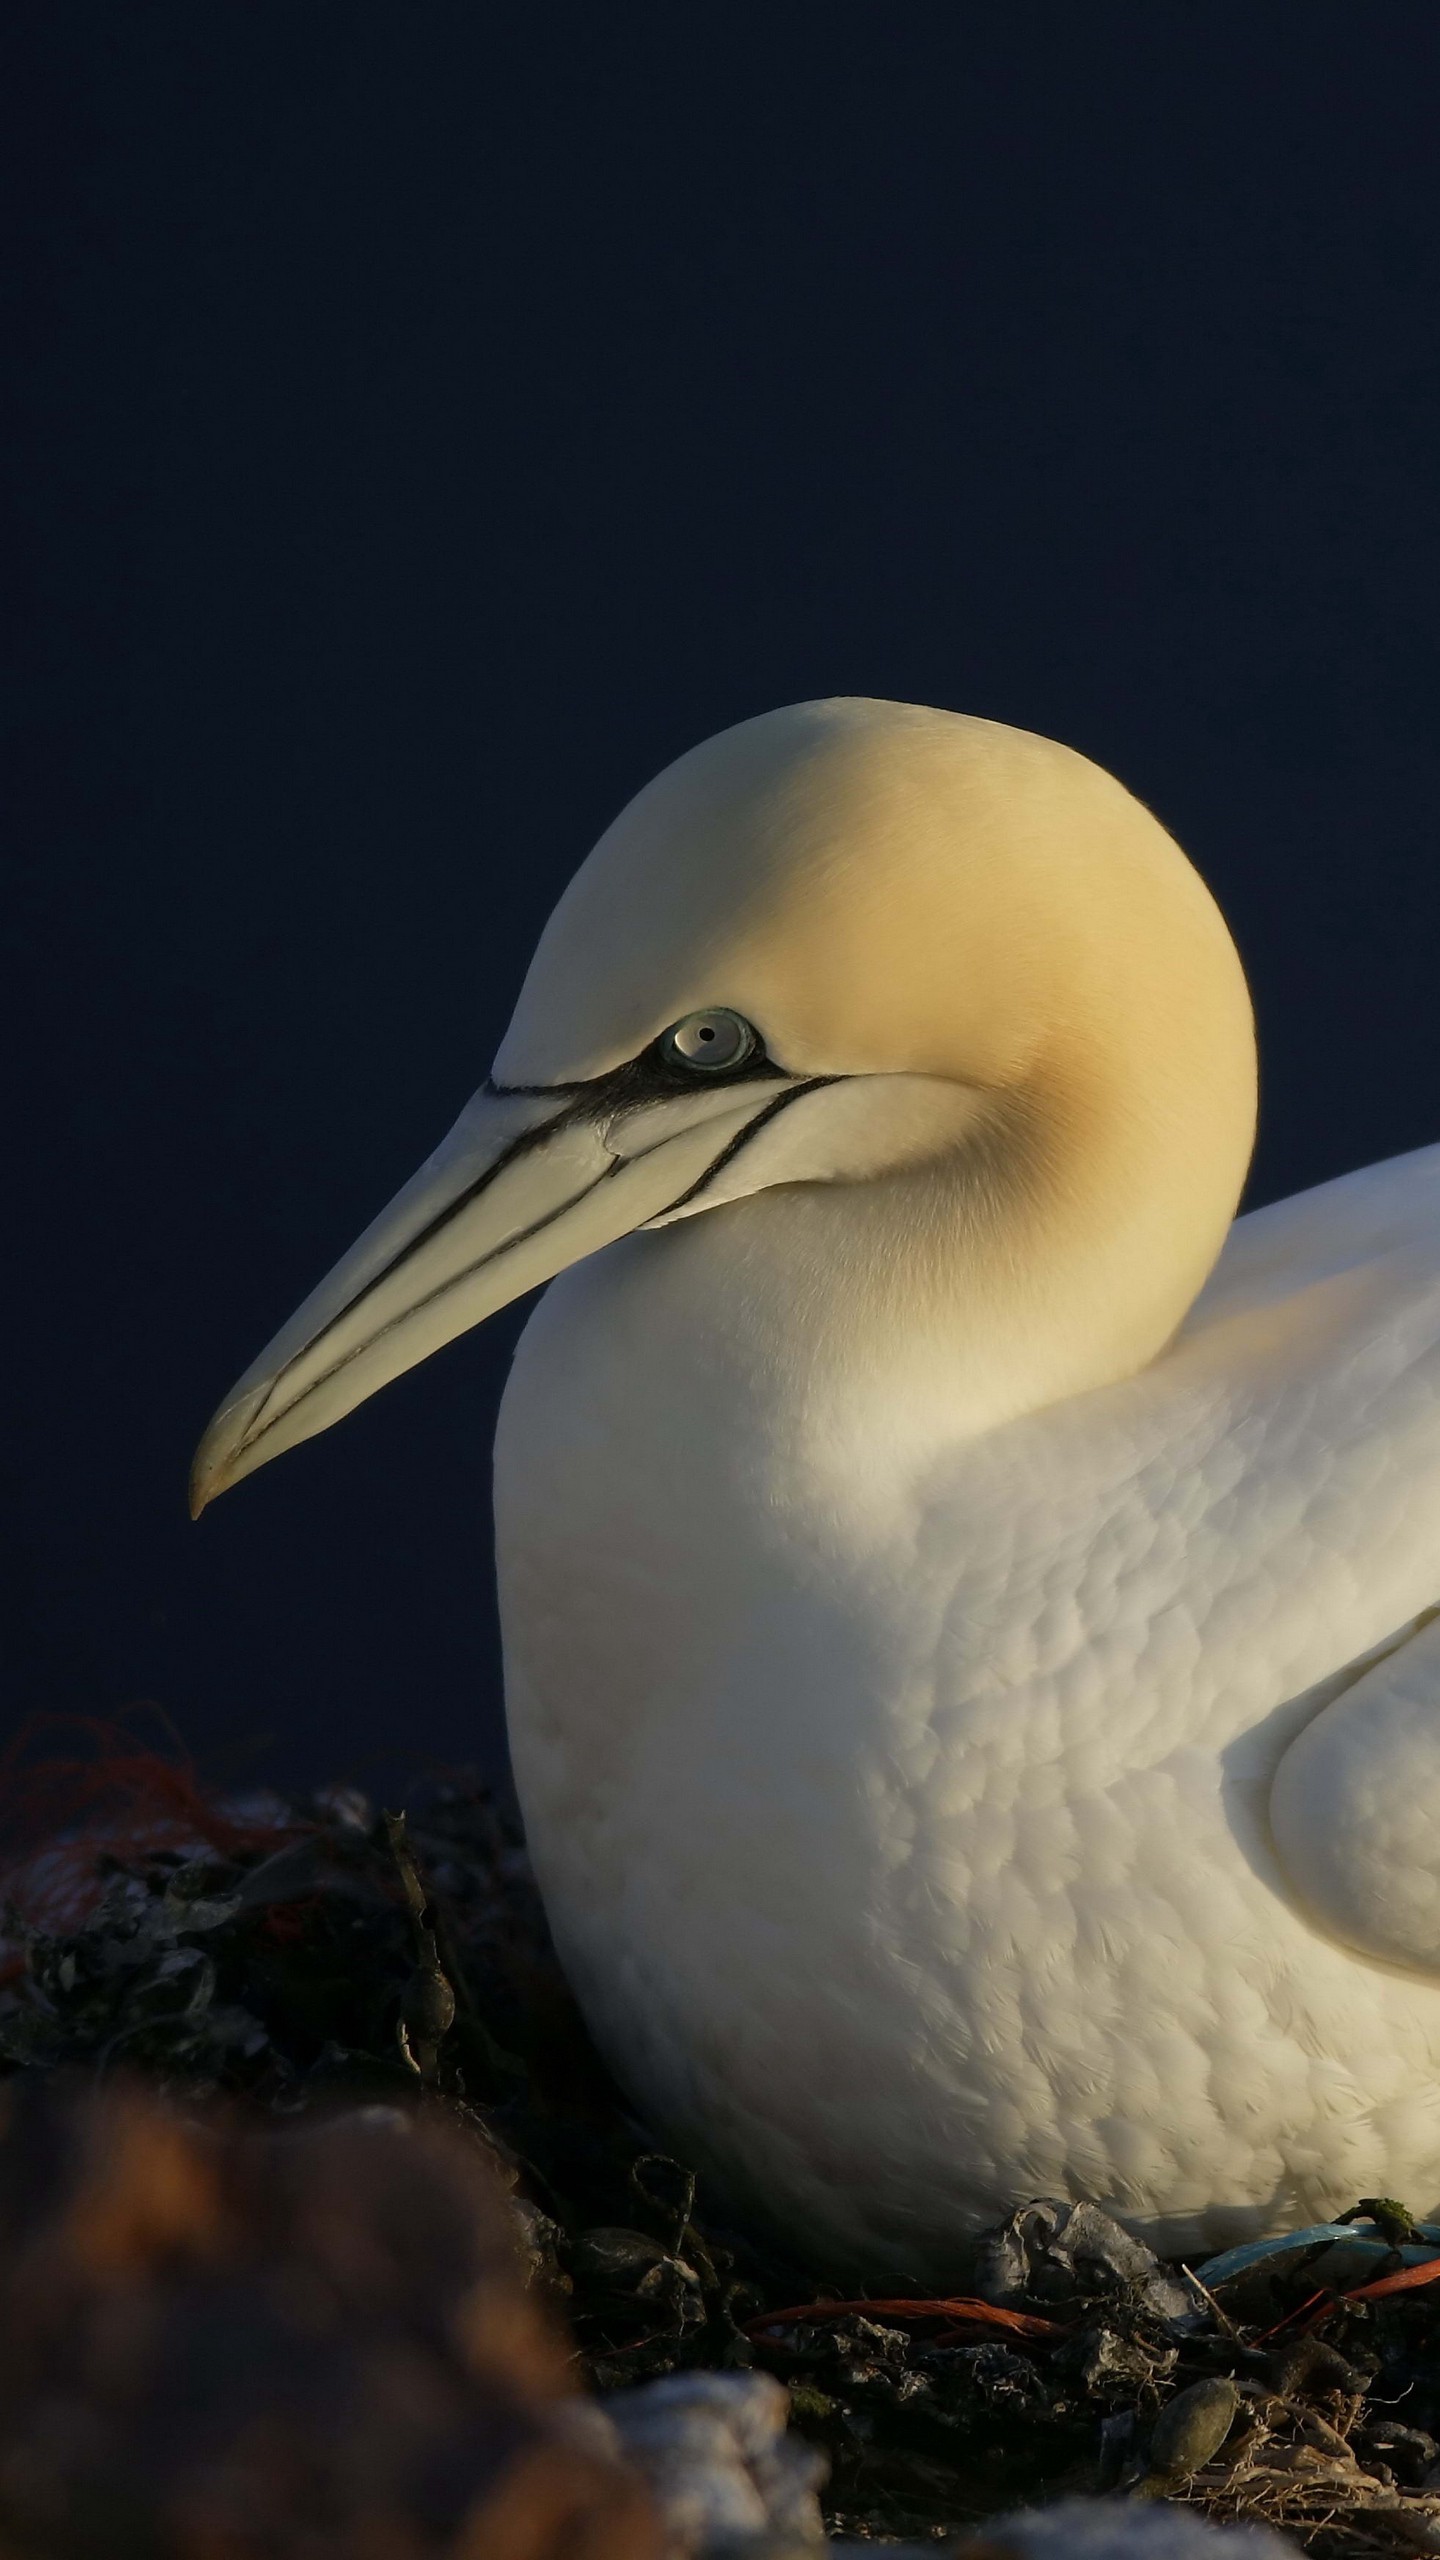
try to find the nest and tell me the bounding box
[5,1716,1440,2554]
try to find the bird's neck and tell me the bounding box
[509,1032,1251,1571]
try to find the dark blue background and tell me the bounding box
[7,6,1440,1795]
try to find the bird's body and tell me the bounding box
[499,1140,1440,2269]
[196,698,1440,2275]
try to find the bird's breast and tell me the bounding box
[490,1200,1440,2266]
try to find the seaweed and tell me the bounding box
[6,1724,1440,2550]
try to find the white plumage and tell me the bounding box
[194,699,1440,2274]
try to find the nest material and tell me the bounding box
[5,1729,1440,2554]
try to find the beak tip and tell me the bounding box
[189,1424,236,1520]
[191,1378,272,1519]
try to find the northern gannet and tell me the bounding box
[193,699,1440,2271]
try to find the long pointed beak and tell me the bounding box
[190,1071,800,1513]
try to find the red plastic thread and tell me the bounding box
[1254,2251,1440,2344]
[745,2295,1067,2341]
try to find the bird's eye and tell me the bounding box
[660,1008,760,1073]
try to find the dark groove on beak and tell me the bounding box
[239,1154,626,1462]
[231,1064,831,1472]
[254,1035,795,1427]
[659,1077,837,1214]
[238,1099,585,1445]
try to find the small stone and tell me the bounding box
[602,2369,827,2554]
[1137,2376,1239,2491]
[573,2226,674,2285]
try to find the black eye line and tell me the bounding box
[490,1018,772,1108]
[601,1026,770,1102]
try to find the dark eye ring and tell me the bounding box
[660,1008,760,1073]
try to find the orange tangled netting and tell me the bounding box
[0,1709,299,1938]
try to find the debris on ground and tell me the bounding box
[975,2200,1197,2329]
[7,1719,1440,2552]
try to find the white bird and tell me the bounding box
[193,699,1440,2274]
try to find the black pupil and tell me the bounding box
[666,1010,752,1070]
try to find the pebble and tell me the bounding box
[600,2369,827,2555]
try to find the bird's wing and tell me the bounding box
[1187,1137,1440,1337]
[1202,1145,1440,1971]
[914,1141,1440,1819]
[1270,1604,1440,1970]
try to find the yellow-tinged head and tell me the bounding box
[191,699,1256,1512]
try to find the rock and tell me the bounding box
[603,2369,828,2556]
[1136,2376,1241,2492]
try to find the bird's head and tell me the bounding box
[191,697,1255,1511]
